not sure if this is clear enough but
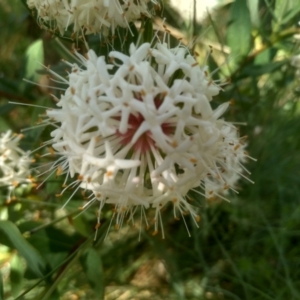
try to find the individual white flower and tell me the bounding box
[38,40,253,237]
[0,130,33,201]
[27,0,158,35]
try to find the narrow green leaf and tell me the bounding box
[25,39,44,81]
[14,243,86,300]
[226,0,252,59]
[241,60,287,77]
[273,0,300,31]
[38,238,92,300]
[247,0,260,28]
[281,6,300,26]
[274,0,292,22]
[142,18,153,44]
[0,221,48,278]
[208,55,220,81]
[10,254,24,297]
[80,248,104,299]
[18,220,83,255]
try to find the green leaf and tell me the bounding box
[0,221,48,278]
[0,77,22,95]
[254,48,271,65]
[10,254,24,297]
[142,18,154,45]
[208,55,220,81]
[272,0,300,32]
[18,220,83,254]
[25,39,44,81]
[240,60,287,77]
[280,6,300,26]
[226,0,252,59]
[80,248,104,299]
[247,0,260,28]
[72,213,95,238]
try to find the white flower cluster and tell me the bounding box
[27,0,158,35]
[41,41,251,236]
[0,131,33,201]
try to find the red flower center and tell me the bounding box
[116,95,174,154]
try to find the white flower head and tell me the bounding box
[0,130,33,201]
[39,39,253,237]
[27,0,158,35]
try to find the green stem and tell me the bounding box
[25,210,79,235]
[14,246,81,300]
[38,249,82,300]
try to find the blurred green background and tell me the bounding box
[1,0,300,299]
